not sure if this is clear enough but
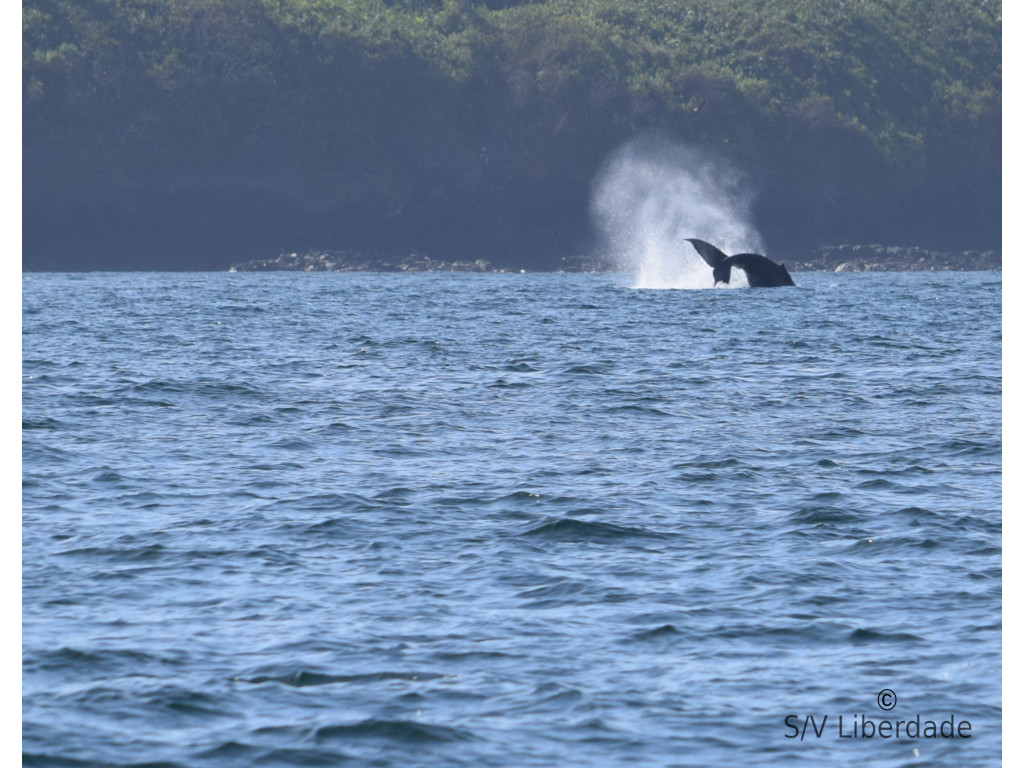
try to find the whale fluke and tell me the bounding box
[685,238,795,288]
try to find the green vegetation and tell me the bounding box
[23,0,1001,270]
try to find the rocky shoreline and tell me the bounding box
[788,244,1000,273]
[229,251,505,273]
[229,245,1000,273]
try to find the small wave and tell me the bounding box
[249,462,305,472]
[21,752,93,767]
[603,403,670,416]
[891,505,941,522]
[684,457,742,469]
[379,403,417,417]
[792,370,849,381]
[268,439,314,451]
[373,486,417,502]
[381,337,445,353]
[148,688,235,718]
[283,517,358,538]
[24,646,167,676]
[427,492,542,518]
[313,718,474,743]
[60,543,168,563]
[230,413,275,426]
[711,623,849,644]
[240,545,299,567]
[531,683,584,705]
[672,471,719,484]
[561,363,612,375]
[22,417,65,431]
[242,670,443,688]
[196,380,263,399]
[789,506,860,525]
[24,753,190,768]
[252,746,354,765]
[854,478,897,489]
[516,580,588,602]
[939,438,1001,457]
[809,490,844,501]
[196,740,265,761]
[519,518,661,542]
[215,302,267,313]
[129,379,187,395]
[819,425,865,439]
[503,361,539,372]
[848,628,924,644]
[890,464,934,475]
[488,378,532,389]
[629,624,685,641]
[128,378,263,401]
[91,469,125,483]
[432,650,513,662]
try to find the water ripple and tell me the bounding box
[22,271,1001,767]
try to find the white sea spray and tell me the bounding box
[591,137,763,289]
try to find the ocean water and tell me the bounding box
[22,270,1001,767]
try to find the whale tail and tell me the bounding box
[685,238,727,269]
[685,238,732,284]
[686,238,796,288]
[728,253,796,287]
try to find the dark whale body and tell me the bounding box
[686,238,795,288]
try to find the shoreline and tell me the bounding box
[228,245,1001,274]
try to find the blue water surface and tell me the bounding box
[22,271,1002,767]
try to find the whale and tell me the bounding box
[686,238,795,288]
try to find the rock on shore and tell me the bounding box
[789,244,1000,272]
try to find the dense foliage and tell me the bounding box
[23,0,1001,270]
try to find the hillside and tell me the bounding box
[23,0,1001,271]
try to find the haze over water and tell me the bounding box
[23,270,1001,767]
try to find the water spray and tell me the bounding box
[590,137,763,289]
